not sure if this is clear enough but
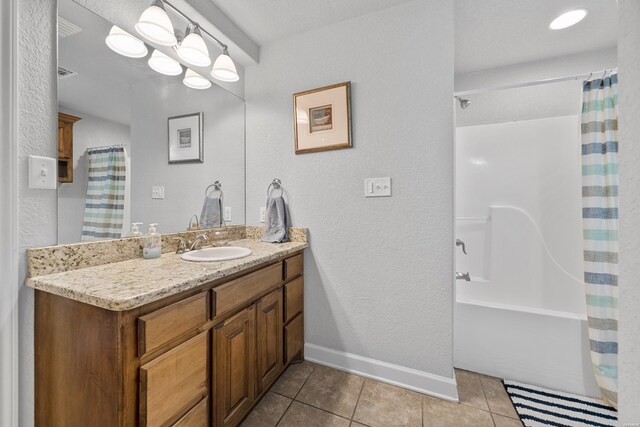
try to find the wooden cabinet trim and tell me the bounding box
[172,397,209,427]
[140,331,209,427]
[284,276,304,324]
[285,313,304,365]
[256,289,284,394]
[213,262,283,320]
[138,291,209,358]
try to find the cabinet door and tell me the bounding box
[140,331,208,427]
[285,313,304,364]
[213,306,256,427]
[256,289,283,393]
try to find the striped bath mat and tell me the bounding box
[503,379,617,427]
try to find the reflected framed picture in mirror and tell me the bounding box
[293,82,352,154]
[168,112,204,163]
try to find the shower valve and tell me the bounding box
[456,239,467,255]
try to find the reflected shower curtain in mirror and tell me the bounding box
[581,73,619,408]
[81,146,128,241]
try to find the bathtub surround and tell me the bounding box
[245,0,456,399]
[618,0,640,423]
[580,74,620,408]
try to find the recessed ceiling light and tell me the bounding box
[549,9,588,30]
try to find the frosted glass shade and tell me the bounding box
[135,4,177,46]
[178,31,211,67]
[211,52,239,82]
[148,49,182,76]
[183,68,211,89]
[105,26,148,58]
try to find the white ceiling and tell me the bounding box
[208,0,416,45]
[455,0,618,74]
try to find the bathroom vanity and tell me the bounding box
[27,229,307,426]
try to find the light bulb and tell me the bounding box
[549,9,588,30]
[211,51,239,82]
[183,68,211,89]
[178,27,211,67]
[135,2,177,46]
[105,26,148,58]
[148,49,182,76]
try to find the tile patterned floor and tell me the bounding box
[241,362,523,427]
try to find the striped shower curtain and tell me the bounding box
[581,73,619,408]
[81,146,127,241]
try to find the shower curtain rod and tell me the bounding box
[454,67,618,97]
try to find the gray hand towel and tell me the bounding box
[262,195,290,243]
[200,195,222,228]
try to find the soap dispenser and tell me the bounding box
[143,223,162,259]
[128,222,143,237]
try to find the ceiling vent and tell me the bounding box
[57,66,77,79]
[58,16,83,38]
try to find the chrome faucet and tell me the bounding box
[456,239,467,255]
[456,272,471,281]
[189,234,209,251]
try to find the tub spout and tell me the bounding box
[456,272,471,281]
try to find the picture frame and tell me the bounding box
[293,82,352,154]
[168,112,204,163]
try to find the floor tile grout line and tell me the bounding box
[275,363,315,427]
[274,394,295,427]
[350,378,366,421]
[290,400,353,423]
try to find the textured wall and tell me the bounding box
[245,0,455,377]
[617,0,640,422]
[17,0,58,425]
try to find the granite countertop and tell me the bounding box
[25,239,308,311]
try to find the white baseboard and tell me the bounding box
[304,343,459,402]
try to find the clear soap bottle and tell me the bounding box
[128,222,143,237]
[143,223,162,259]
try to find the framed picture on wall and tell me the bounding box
[168,112,204,163]
[293,82,352,154]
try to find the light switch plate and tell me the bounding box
[29,155,57,190]
[364,177,391,197]
[151,186,165,199]
[224,207,232,222]
[260,207,266,223]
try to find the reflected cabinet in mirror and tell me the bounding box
[57,0,246,244]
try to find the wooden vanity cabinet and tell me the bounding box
[34,251,305,427]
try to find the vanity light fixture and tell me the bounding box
[211,48,239,82]
[148,49,182,76]
[135,0,177,46]
[183,68,211,89]
[105,26,148,58]
[177,23,211,67]
[549,9,588,30]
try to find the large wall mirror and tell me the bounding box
[57,0,246,244]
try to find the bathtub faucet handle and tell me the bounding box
[456,239,467,255]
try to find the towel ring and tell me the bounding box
[205,181,223,197]
[267,178,284,197]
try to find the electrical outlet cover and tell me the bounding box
[260,207,266,223]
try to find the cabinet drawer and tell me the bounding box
[284,313,304,364]
[138,292,209,357]
[173,398,208,427]
[284,276,303,324]
[284,254,303,281]
[214,262,282,318]
[140,331,209,427]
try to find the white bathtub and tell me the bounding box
[454,290,600,398]
[454,207,600,398]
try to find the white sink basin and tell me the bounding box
[181,246,252,262]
